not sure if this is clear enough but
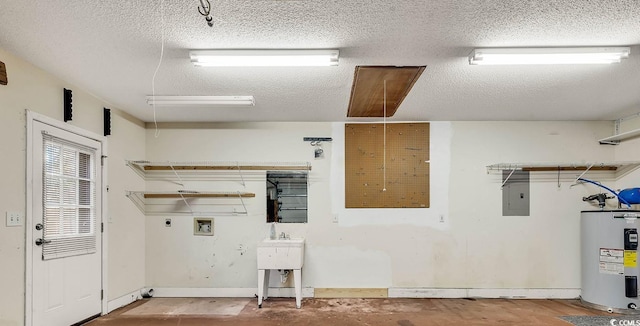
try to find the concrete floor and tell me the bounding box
[85,297,613,326]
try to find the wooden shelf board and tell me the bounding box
[522,166,618,172]
[143,165,311,171]
[142,192,255,199]
[486,162,640,181]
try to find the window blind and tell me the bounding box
[42,132,97,260]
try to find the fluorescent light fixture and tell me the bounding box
[190,49,340,67]
[146,96,255,106]
[469,47,630,65]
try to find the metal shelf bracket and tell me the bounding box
[501,167,517,189]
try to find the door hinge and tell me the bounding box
[101,155,107,166]
[101,222,104,233]
[101,289,104,300]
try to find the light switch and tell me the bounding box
[6,212,24,227]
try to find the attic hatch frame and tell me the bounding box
[346,65,425,118]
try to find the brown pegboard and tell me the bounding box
[345,123,429,208]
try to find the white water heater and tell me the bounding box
[581,210,640,312]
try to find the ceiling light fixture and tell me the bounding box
[190,49,340,67]
[146,96,255,106]
[468,47,630,65]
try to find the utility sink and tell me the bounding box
[257,238,305,308]
[257,238,305,269]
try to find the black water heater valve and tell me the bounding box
[582,193,613,209]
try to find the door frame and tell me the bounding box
[25,110,109,326]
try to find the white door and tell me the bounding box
[30,120,103,326]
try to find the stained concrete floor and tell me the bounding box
[86,297,613,326]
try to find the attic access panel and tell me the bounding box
[347,66,425,117]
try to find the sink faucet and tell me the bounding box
[279,232,286,239]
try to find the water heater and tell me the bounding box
[581,210,640,312]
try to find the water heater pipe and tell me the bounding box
[578,178,631,207]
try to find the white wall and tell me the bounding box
[144,123,332,289]
[449,121,620,290]
[0,48,146,326]
[106,113,147,300]
[618,115,640,134]
[144,120,628,293]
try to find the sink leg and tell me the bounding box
[257,269,265,308]
[294,269,302,309]
[263,269,270,301]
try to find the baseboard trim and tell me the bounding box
[143,287,579,300]
[315,288,388,298]
[388,288,467,298]
[388,288,580,299]
[152,287,315,298]
[107,289,142,313]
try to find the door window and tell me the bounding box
[42,133,97,260]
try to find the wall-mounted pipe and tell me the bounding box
[578,178,631,208]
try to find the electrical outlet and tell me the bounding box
[6,212,23,227]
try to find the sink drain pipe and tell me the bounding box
[280,270,290,283]
[141,288,155,298]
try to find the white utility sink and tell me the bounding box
[257,238,305,269]
[257,238,305,309]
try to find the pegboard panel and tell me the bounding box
[345,123,429,208]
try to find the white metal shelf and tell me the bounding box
[126,160,315,216]
[599,113,640,145]
[486,161,640,187]
[599,129,640,145]
[127,160,311,178]
[126,190,254,216]
[124,160,313,216]
[125,160,313,187]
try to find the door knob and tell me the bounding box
[35,238,51,246]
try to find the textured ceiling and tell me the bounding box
[0,0,639,122]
